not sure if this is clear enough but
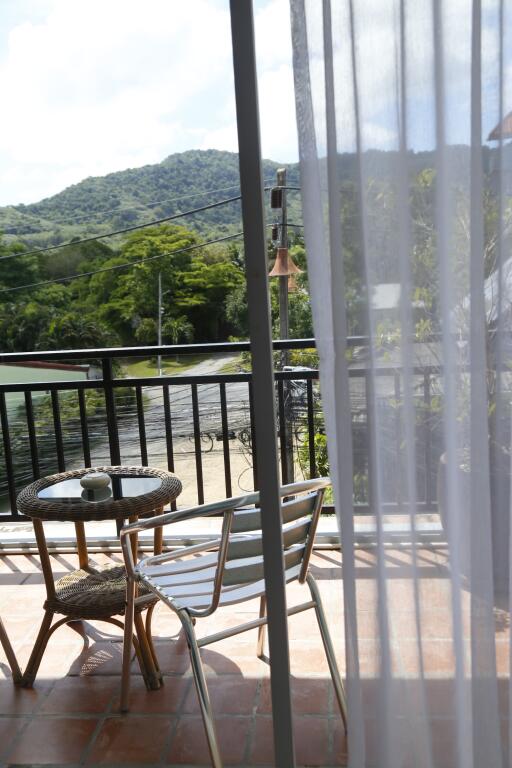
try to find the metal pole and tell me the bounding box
[278,167,290,349]
[277,168,294,484]
[229,2,296,766]
[157,271,162,376]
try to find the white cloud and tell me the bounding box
[0,0,300,206]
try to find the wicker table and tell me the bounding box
[16,465,182,689]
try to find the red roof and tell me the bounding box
[488,111,512,140]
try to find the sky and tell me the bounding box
[0,0,509,208]
[0,0,297,206]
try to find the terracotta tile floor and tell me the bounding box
[0,546,509,766]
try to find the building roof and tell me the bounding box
[488,111,512,141]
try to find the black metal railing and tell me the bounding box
[0,339,442,521]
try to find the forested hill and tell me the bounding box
[0,150,301,248]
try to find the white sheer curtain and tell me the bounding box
[290,1,511,766]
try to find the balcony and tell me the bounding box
[0,339,442,525]
[1,532,507,765]
[1,340,502,767]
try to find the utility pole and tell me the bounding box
[277,168,289,355]
[269,167,297,485]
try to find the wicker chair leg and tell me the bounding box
[21,609,55,687]
[145,603,161,674]
[256,595,266,659]
[0,616,22,684]
[121,577,136,713]
[179,609,222,768]
[134,611,161,690]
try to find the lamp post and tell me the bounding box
[157,272,172,376]
[269,168,301,484]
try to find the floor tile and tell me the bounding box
[114,675,190,714]
[5,716,97,764]
[183,676,258,715]
[0,680,49,714]
[166,715,250,765]
[87,714,172,764]
[250,716,330,766]
[258,678,331,715]
[41,676,117,714]
[0,717,28,762]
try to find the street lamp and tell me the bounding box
[268,168,301,484]
[157,271,172,376]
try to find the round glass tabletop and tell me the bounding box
[37,474,162,504]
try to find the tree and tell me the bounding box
[38,312,118,350]
[162,316,194,345]
[134,318,158,346]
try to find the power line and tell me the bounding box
[0,195,244,262]
[0,232,244,295]
[0,184,302,263]
[4,179,277,230]
[0,177,290,237]
[0,221,304,294]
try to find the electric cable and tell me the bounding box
[0,231,244,295]
[0,195,244,262]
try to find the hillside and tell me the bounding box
[0,149,302,248]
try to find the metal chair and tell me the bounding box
[0,616,22,683]
[120,478,347,768]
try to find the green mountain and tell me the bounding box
[0,149,302,248]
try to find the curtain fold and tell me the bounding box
[291,1,511,765]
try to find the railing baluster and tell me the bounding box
[135,386,148,466]
[307,379,316,478]
[277,379,288,485]
[102,357,121,466]
[249,381,258,490]
[24,392,40,480]
[78,389,91,468]
[51,390,65,472]
[364,372,375,509]
[394,373,402,511]
[191,383,204,504]
[0,393,17,516]
[424,372,432,507]
[163,385,177,510]
[219,383,232,497]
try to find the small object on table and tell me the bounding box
[16,465,182,691]
[79,472,111,490]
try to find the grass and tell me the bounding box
[219,355,250,373]
[121,355,204,378]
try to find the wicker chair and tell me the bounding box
[0,616,21,683]
[120,478,347,768]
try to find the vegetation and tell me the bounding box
[0,149,301,246]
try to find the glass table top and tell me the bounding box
[37,474,162,504]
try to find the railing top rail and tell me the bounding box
[0,338,319,364]
[0,365,448,393]
[1,329,506,364]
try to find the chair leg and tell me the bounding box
[120,577,136,713]
[256,595,266,659]
[306,573,348,733]
[0,616,22,683]
[145,603,161,675]
[179,610,223,768]
[21,609,54,687]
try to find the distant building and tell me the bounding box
[0,361,93,414]
[487,112,512,195]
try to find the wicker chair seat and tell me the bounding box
[46,565,154,620]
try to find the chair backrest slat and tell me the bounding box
[222,545,306,587]
[226,517,311,562]
[231,492,317,533]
